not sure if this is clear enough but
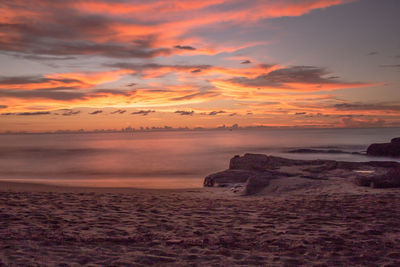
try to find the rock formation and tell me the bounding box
[204,153,400,195]
[367,137,400,157]
[355,167,400,188]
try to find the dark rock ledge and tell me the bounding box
[367,137,400,157]
[204,153,400,195]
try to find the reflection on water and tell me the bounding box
[0,128,399,188]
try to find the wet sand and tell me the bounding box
[1,181,400,266]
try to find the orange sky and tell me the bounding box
[1,0,400,132]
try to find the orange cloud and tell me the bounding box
[0,0,353,58]
[46,70,133,87]
[0,70,133,91]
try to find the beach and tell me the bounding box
[1,180,400,266]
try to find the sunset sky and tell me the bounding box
[0,0,399,132]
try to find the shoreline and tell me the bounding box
[0,180,205,194]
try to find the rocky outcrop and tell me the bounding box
[288,149,353,154]
[353,167,400,188]
[203,169,260,187]
[367,137,400,157]
[243,175,270,195]
[371,168,400,188]
[204,153,400,194]
[391,137,400,144]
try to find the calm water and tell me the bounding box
[0,128,399,188]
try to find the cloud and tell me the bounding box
[111,109,126,114]
[1,111,51,116]
[0,0,352,60]
[0,70,132,91]
[0,19,172,58]
[89,110,102,115]
[295,112,307,115]
[106,62,212,76]
[220,65,371,92]
[171,91,219,101]
[174,45,196,50]
[61,110,80,116]
[0,89,87,100]
[241,60,251,64]
[340,116,385,128]
[229,113,237,116]
[367,51,378,56]
[0,76,82,86]
[175,110,194,116]
[0,105,7,109]
[334,102,400,112]
[94,89,135,96]
[131,110,155,116]
[380,64,400,68]
[208,110,226,116]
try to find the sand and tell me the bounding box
[1,180,400,266]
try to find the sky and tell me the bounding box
[0,0,399,132]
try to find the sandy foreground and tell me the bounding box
[1,180,400,266]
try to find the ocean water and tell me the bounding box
[0,128,399,188]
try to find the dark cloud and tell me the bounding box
[0,88,87,100]
[0,105,7,109]
[111,109,126,114]
[89,110,102,115]
[295,112,307,115]
[380,64,400,68]
[14,41,172,59]
[191,69,202,73]
[131,110,155,116]
[17,55,76,61]
[1,111,51,116]
[171,91,219,101]
[208,110,226,116]
[334,102,400,111]
[227,66,355,89]
[241,60,251,64]
[229,113,237,116]
[127,83,136,87]
[60,110,80,116]
[0,85,135,101]
[175,110,194,116]
[174,45,196,50]
[106,62,212,73]
[0,76,83,86]
[0,14,172,58]
[367,51,378,56]
[93,89,135,96]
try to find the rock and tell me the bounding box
[367,138,400,157]
[203,169,260,187]
[229,153,322,170]
[204,153,400,190]
[288,148,350,154]
[353,176,372,187]
[243,175,270,195]
[391,137,400,144]
[370,168,400,188]
[229,153,271,171]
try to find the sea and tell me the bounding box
[0,127,399,188]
